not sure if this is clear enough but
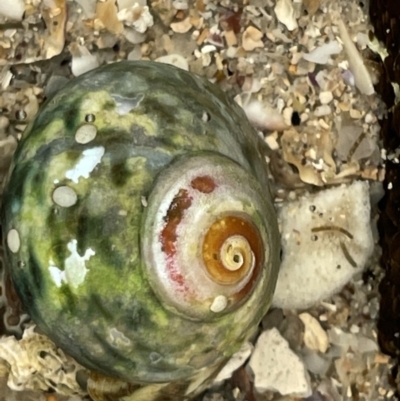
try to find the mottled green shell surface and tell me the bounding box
[1,61,280,390]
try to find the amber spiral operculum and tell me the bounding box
[202,215,262,294]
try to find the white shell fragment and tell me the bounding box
[248,328,312,397]
[241,100,289,131]
[117,4,154,33]
[274,0,298,31]
[242,26,264,51]
[6,229,20,254]
[303,41,342,64]
[52,186,78,208]
[170,17,193,34]
[319,91,333,105]
[337,18,375,95]
[71,46,100,77]
[273,181,374,309]
[299,313,329,353]
[0,0,25,20]
[0,325,85,394]
[214,342,253,384]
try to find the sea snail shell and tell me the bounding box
[1,61,280,398]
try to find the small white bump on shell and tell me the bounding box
[52,186,78,207]
[210,295,228,313]
[75,124,97,144]
[7,229,21,253]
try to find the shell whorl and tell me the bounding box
[142,152,272,320]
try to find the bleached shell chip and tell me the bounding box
[274,0,298,32]
[0,325,86,395]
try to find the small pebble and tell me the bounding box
[299,313,329,353]
[319,91,333,104]
[248,328,312,397]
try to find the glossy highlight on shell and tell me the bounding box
[1,61,280,399]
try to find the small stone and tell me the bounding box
[71,46,100,77]
[226,46,237,58]
[299,313,329,353]
[248,328,312,397]
[201,45,217,54]
[224,30,237,47]
[328,327,378,353]
[170,17,193,33]
[273,181,374,309]
[338,102,351,112]
[242,26,264,52]
[172,0,188,10]
[319,91,333,105]
[365,113,376,124]
[0,0,25,20]
[301,348,331,375]
[265,132,280,151]
[279,312,305,350]
[350,109,363,119]
[241,100,288,131]
[314,105,332,117]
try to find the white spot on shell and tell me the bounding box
[7,229,20,253]
[48,260,64,287]
[65,146,105,183]
[52,186,78,207]
[109,327,131,346]
[48,239,95,288]
[210,295,228,313]
[75,124,97,144]
[202,111,210,122]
